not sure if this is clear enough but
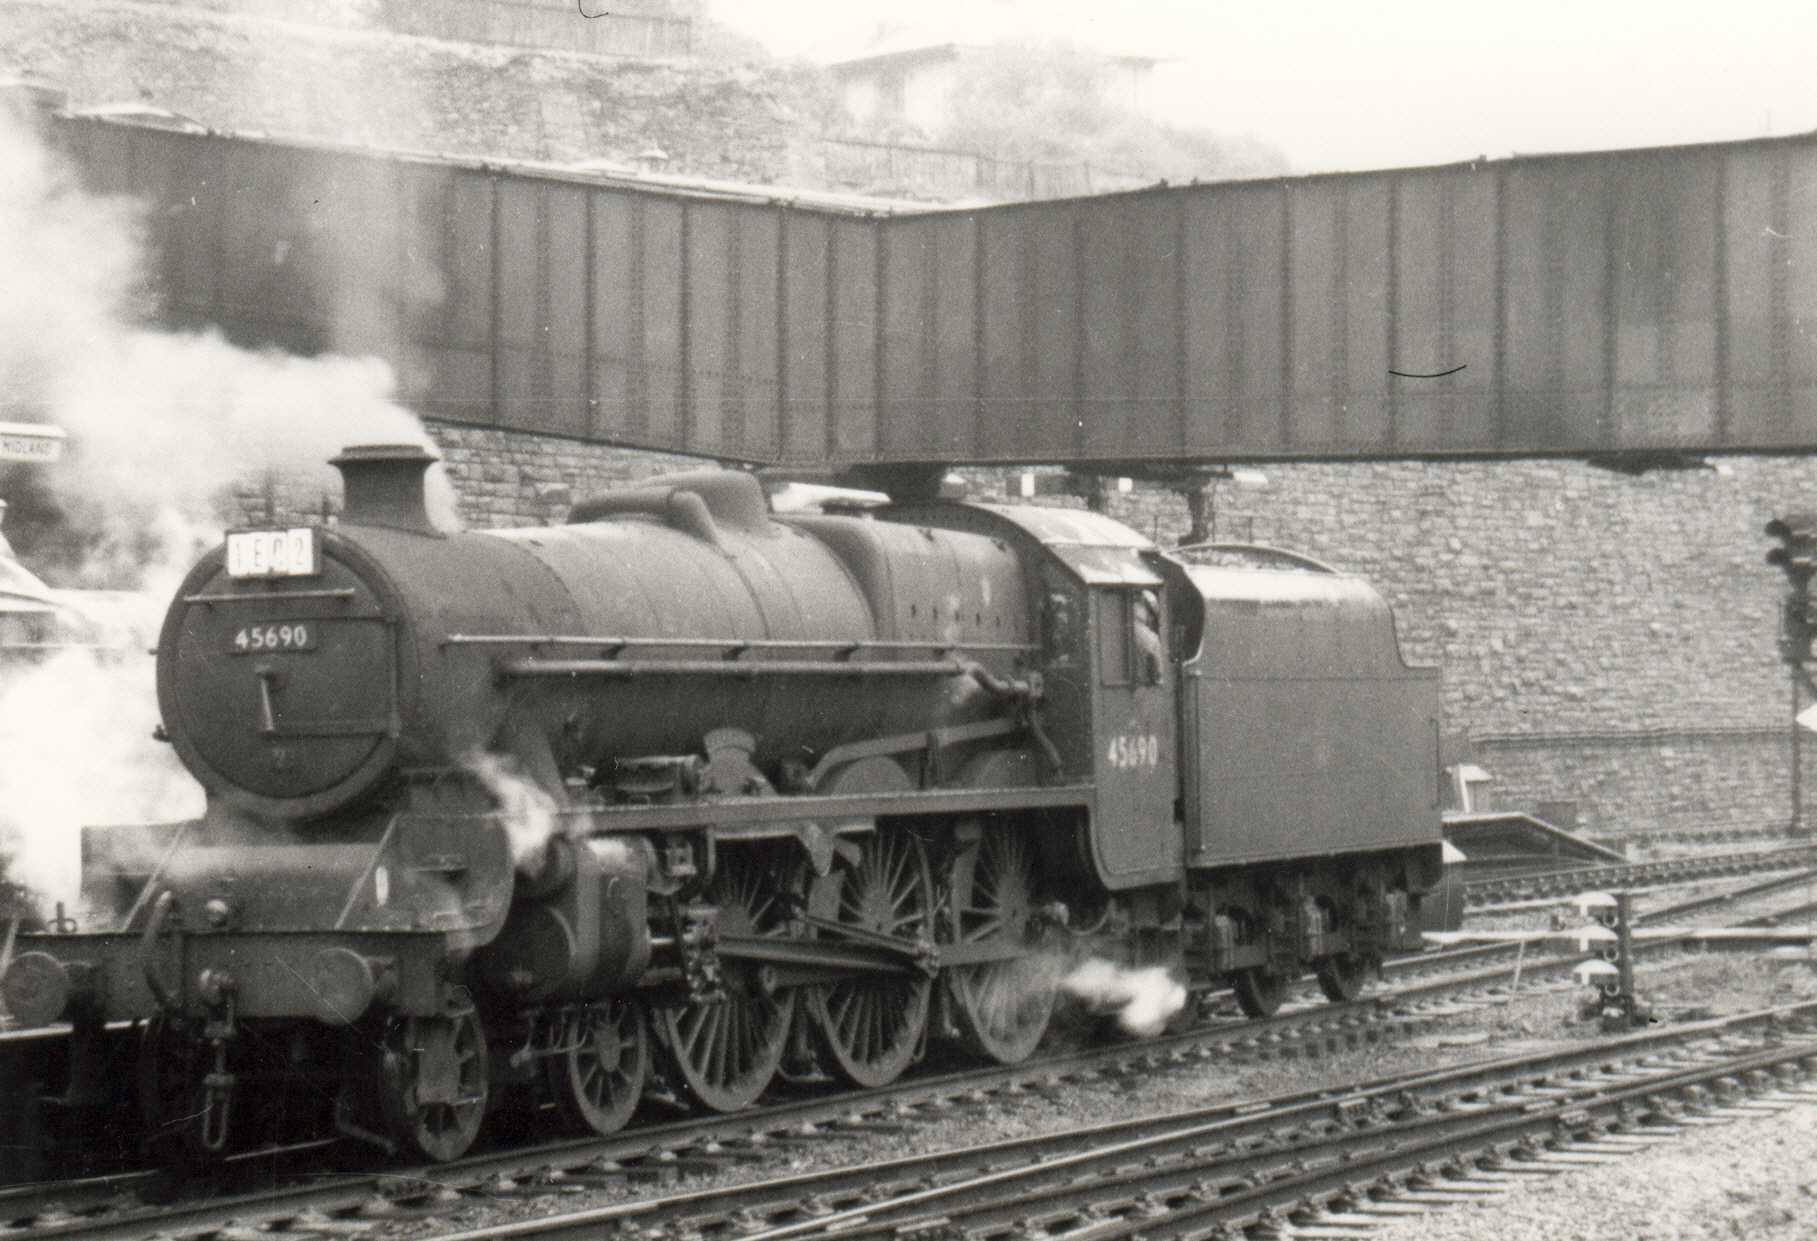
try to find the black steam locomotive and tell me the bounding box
[1,445,1443,1162]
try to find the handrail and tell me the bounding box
[448,633,1035,655]
[499,658,965,679]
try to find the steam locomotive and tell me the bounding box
[0,445,1443,1163]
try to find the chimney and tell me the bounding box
[330,443,442,535]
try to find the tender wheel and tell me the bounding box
[1317,953,1370,1003]
[1233,967,1289,1018]
[804,832,935,1088]
[946,825,1054,1065]
[547,999,649,1136]
[378,1007,490,1162]
[656,848,795,1112]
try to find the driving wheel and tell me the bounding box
[654,846,795,1112]
[946,825,1054,1065]
[803,831,934,1088]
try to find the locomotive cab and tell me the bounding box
[1083,574,1180,887]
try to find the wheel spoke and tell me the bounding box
[884,839,909,898]
[890,881,917,917]
[711,1000,734,1086]
[963,909,1002,941]
[681,1004,710,1057]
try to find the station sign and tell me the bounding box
[0,422,67,464]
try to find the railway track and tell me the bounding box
[1615,822,1806,852]
[1464,843,1817,907]
[1634,865,1817,927]
[1383,865,1817,992]
[5,874,1812,1240]
[412,1002,1817,1241]
[0,989,1473,1241]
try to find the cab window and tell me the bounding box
[1098,590,1164,687]
[1098,591,1131,686]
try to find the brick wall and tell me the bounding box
[429,421,697,526]
[229,420,696,530]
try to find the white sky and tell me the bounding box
[709,0,1817,173]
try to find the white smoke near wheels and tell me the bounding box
[1061,957,1189,1037]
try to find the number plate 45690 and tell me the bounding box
[229,622,317,654]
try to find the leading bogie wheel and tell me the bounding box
[378,1007,490,1163]
[655,847,796,1112]
[804,831,935,1088]
[547,998,649,1136]
[946,825,1054,1065]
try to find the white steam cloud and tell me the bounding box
[0,108,452,915]
[0,647,202,914]
[1062,958,1189,1037]
[0,108,455,578]
[463,751,639,888]
[464,751,563,878]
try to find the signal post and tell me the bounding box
[1767,515,1817,834]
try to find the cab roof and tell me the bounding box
[968,503,1163,587]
